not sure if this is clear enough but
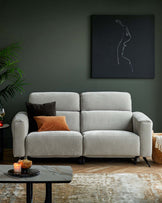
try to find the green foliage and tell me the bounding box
[0,43,26,103]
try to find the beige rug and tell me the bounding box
[0,173,162,202]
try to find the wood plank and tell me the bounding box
[2,149,162,174]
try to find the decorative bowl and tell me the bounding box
[18,159,32,169]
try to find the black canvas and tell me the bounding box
[91,15,154,78]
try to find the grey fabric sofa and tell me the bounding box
[12,92,153,166]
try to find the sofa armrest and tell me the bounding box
[133,112,153,157]
[11,112,29,157]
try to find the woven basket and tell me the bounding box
[152,133,162,164]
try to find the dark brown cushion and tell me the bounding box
[26,101,56,132]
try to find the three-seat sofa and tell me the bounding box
[12,92,153,166]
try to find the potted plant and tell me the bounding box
[0,43,25,125]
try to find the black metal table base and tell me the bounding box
[26,183,33,203]
[26,183,52,203]
[45,183,52,203]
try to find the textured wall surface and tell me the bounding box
[0,0,161,147]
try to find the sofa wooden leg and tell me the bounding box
[78,156,85,164]
[143,157,151,167]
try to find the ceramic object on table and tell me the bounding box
[18,159,32,173]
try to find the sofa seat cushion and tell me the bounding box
[26,131,82,157]
[83,130,140,157]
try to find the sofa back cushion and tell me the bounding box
[81,111,132,132]
[56,111,80,132]
[29,92,80,131]
[81,92,132,111]
[29,92,79,111]
[81,92,132,132]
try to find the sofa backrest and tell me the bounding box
[29,92,80,131]
[81,92,132,132]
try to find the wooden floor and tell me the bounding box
[2,149,162,174]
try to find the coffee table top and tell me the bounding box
[0,165,73,183]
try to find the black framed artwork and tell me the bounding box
[91,15,154,78]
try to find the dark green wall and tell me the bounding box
[0,0,162,148]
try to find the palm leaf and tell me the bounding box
[0,43,26,103]
[0,67,21,85]
[0,78,25,101]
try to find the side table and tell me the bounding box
[152,133,162,164]
[0,124,9,161]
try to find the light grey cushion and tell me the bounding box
[81,111,132,132]
[81,92,132,111]
[133,112,153,157]
[83,130,140,157]
[11,112,29,157]
[26,131,82,157]
[29,92,80,111]
[56,111,80,131]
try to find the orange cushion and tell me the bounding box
[34,116,70,132]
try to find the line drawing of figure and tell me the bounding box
[115,19,133,72]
